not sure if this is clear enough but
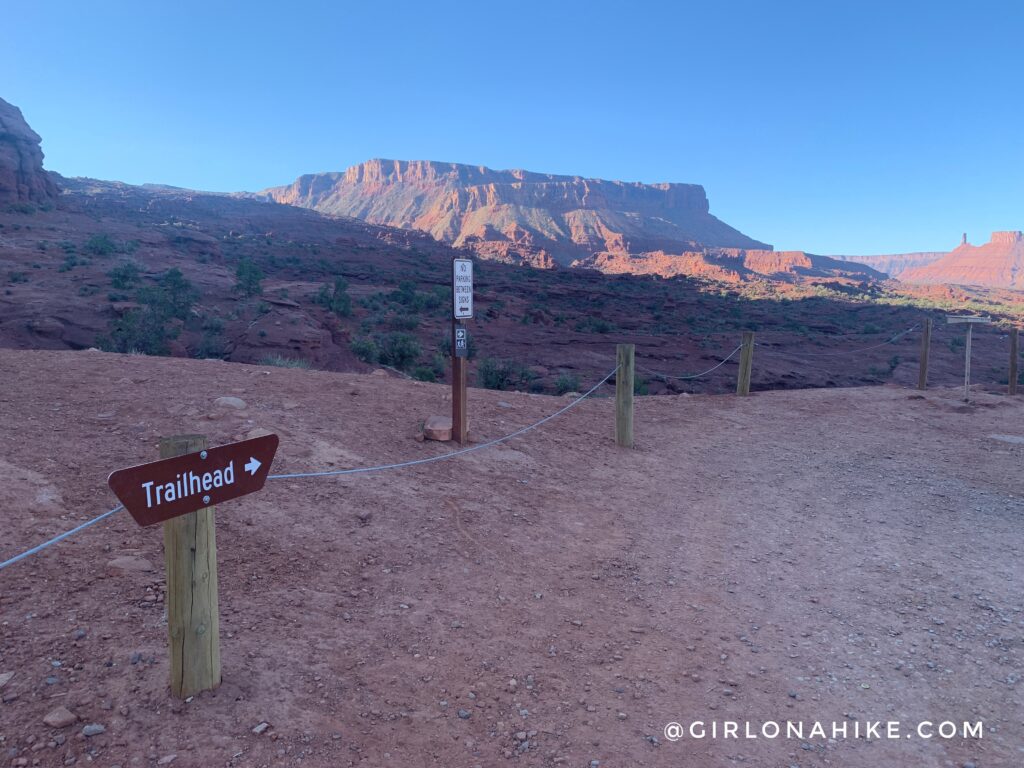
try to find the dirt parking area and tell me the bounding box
[0,350,1021,767]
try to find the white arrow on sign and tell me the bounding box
[244,457,262,476]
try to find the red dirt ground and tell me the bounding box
[0,350,1021,767]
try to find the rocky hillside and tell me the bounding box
[0,97,58,206]
[899,231,1024,289]
[259,159,771,268]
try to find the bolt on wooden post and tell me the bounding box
[736,331,755,396]
[451,258,473,444]
[615,343,635,448]
[160,435,221,699]
[917,317,932,390]
[1010,327,1020,396]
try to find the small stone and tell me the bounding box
[0,671,13,688]
[106,556,154,573]
[497,401,513,409]
[457,709,471,720]
[423,415,453,442]
[72,629,87,640]
[43,706,78,728]
[252,722,270,735]
[214,396,247,409]
[157,755,177,765]
[356,509,372,525]
[81,723,105,737]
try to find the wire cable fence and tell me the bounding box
[755,325,919,359]
[637,344,743,381]
[0,318,1015,573]
[0,367,619,572]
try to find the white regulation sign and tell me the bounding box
[453,259,473,319]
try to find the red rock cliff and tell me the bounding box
[0,97,58,206]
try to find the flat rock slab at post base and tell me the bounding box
[160,435,222,699]
[424,415,453,442]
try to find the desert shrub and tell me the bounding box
[136,268,197,321]
[260,354,311,369]
[477,358,536,391]
[108,261,140,290]
[555,372,580,395]
[574,316,615,334]
[84,233,117,256]
[7,271,28,284]
[97,269,198,355]
[235,257,263,297]
[388,312,419,331]
[634,376,649,395]
[375,332,421,370]
[411,355,446,383]
[315,277,352,317]
[350,336,379,364]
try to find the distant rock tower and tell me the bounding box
[962,232,968,246]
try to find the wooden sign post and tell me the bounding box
[736,331,755,396]
[917,317,932,390]
[1010,327,1019,396]
[947,315,992,402]
[451,258,473,444]
[616,344,634,448]
[107,433,279,698]
[160,435,221,699]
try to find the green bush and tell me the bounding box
[235,257,264,297]
[98,269,198,355]
[108,261,140,290]
[84,233,117,256]
[477,358,536,391]
[350,336,379,364]
[555,372,580,395]
[375,332,421,370]
[7,271,28,284]
[315,277,352,317]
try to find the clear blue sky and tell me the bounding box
[6,1,1022,254]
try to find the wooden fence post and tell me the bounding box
[451,319,469,445]
[918,317,932,390]
[615,344,634,448]
[160,435,221,699]
[736,331,755,396]
[1010,327,1020,396]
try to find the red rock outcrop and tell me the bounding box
[899,232,1024,289]
[574,247,885,284]
[260,159,770,267]
[0,97,58,206]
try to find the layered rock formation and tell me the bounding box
[899,232,1024,289]
[577,248,885,284]
[0,97,58,206]
[260,159,770,267]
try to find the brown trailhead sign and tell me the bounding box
[108,434,279,526]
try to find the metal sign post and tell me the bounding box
[451,259,473,444]
[947,316,992,402]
